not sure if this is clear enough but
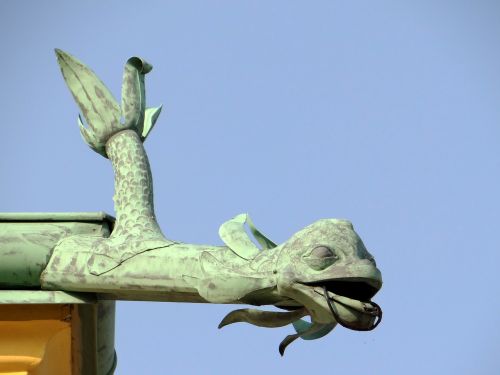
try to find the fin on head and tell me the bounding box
[219,214,277,260]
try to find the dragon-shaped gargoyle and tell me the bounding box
[41,50,383,355]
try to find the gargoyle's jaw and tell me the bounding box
[278,276,382,330]
[310,282,382,331]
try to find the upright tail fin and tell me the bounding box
[55,49,162,157]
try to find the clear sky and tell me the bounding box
[1,1,499,374]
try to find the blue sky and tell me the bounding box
[1,1,499,373]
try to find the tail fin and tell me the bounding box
[55,49,162,157]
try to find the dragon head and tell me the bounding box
[218,215,382,355]
[275,219,382,328]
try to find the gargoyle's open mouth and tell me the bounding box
[320,278,380,301]
[304,278,382,331]
[322,286,382,330]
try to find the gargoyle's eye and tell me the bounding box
[311,246,334,258]
[304,246,338,271]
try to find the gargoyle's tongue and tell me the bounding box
[322,286,382,331]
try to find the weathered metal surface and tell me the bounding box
[70,301,116,375]
[40,50,383,354]
[97,301,117,375]
[0,212,112,287]
[0,290,95,304]
[0,212,114,222]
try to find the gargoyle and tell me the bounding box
[41,50,383,355]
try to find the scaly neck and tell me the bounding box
[105,129,164,239]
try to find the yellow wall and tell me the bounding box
[0,305,72,375]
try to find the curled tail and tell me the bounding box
[55,49,161,157]
[55,49,166,248]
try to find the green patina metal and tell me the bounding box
[0,212,112,287]
[1,50,383,356]
[0,213,116,374]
